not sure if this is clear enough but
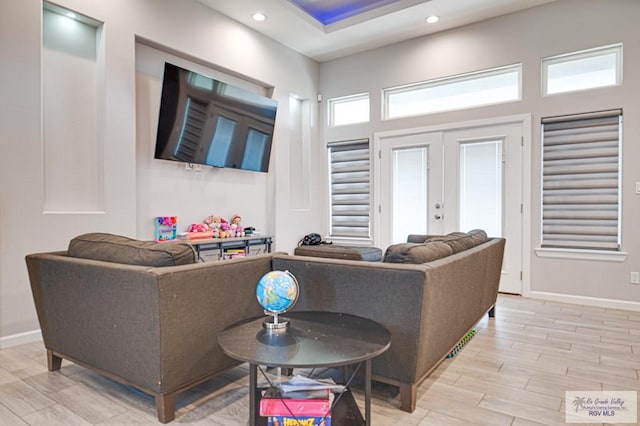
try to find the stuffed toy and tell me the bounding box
[204,215,221,230]
[204,215,228,238]
[220,217,231,238]
[230,214,245,237]
[187,223,208,233]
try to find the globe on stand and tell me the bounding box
[255,270,299,331]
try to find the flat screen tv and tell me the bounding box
[154,62,278,172]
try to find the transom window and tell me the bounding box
[542,43,623,96]
[328,93,370,127]
[383,64,522,120]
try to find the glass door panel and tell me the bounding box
[392,147,428,244]
[459,140,503,236]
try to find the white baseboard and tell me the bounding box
[527,291,640,312]
[0,329,42,349]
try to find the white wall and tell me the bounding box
[0,0,322,345]
[318,0,640,308]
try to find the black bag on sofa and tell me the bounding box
[298,233,331,246]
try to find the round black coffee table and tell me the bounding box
[218,311,391,426]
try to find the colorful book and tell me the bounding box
[154,216,177,241]
[260,387,332,417]
[267,416,331,426]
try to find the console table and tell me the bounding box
[187,235,273,261]
[218,311,391,426]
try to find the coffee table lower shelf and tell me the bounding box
[254,387,365,426]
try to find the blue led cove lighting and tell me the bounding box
[288,0,403,25]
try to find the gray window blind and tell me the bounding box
[541,109,622,251]
[328,139,371,239]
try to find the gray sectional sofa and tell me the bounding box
[25,231,504,422]
[278,230,505,412]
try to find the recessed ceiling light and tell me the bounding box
[252,12,267,22]
[426,15,439,24]
[66,12,77,19]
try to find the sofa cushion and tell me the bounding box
[383,241,453,264]
[295,244,383,262]
[425,229,488,254]
[467,229,488,244]
[68,233,197,267]
[406,234,429,244]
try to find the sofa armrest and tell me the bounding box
[26,252,165,391]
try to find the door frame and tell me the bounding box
[373,114,532,296]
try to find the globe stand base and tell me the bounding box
[263,313,289,331]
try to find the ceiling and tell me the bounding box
[196,0,557,62]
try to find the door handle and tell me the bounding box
[434,214,442,220]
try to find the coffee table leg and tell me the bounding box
[365,359,371,426]
[250,363,257,426]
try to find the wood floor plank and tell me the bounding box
[499,356,569,376]
[511,341,601,363]
[537,353,639,379]
[23,370,79,395]
[0,348,43,373]
[570,341,633,355]
[525,377,602,399]
[457,343,542,363]
[419,410,483,425]
[599,353,640,370]
[0,400,29,425]
[511,418,549,426]
[0,380,57,416]
[47,383,129,424]
[491,331,573,350]
[454,375,562,410]
[566,366,640,389]
[367,393,429,425]
[0,367,20,386]
[429,406,514,426]
[92,410,159,425]
[21,404,93,426]
[479,394,567,425]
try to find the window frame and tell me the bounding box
[541,43,623,96]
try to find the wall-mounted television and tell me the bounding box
[154,62,278,172]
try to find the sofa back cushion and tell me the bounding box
[385,229,489,263]
[425,229,488,253]
[383,241,453,264]
[68,233,197,267]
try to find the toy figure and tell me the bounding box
[220,217,231,238]
[230,214,244,237]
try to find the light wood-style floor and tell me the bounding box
[0,295,639,425]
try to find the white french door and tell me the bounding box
[376,120,524,294]
[377,131,444,246]
[443,124,523,294]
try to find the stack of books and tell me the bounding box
[260,375,344,426]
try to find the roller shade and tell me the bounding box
[328,139,371,239]
[541,110,622,251]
